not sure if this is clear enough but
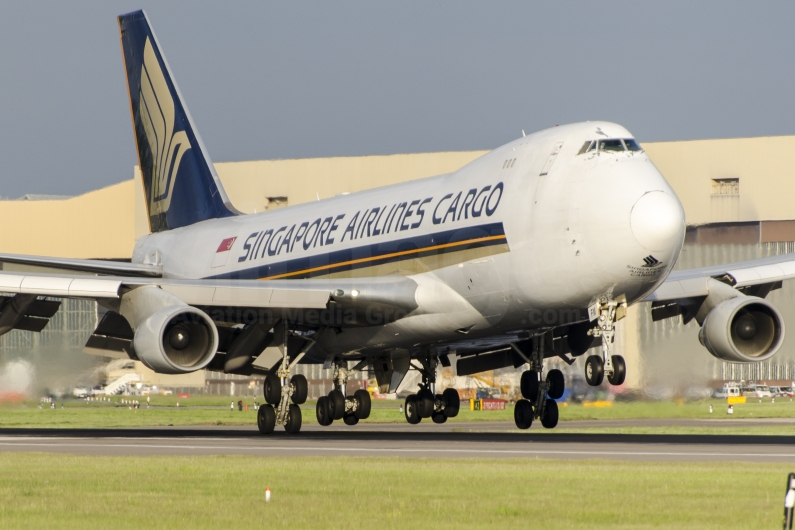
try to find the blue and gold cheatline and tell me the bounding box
[209,222,508,280]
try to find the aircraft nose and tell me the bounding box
[630,191,685,251]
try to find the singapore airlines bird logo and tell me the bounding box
[139,37,191,215]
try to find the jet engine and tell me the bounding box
[133,305,218,374]
[119,285,219,374]
[698,296,784,363]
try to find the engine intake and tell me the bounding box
[133,305,218,374]
[699,296,784,363]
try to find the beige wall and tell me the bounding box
[0,180,137,259]
[644,135,795,225]
[216,150,488,214]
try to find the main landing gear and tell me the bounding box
[513,334,562,430]
[584,298,626,387]
[403,352,460,424]
[257,322,308,435]
[315,361,372,427]
[258,372,307,434]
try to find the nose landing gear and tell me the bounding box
[585,298,627,387]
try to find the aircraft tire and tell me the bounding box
[290,374,308,404]
[521,370,539,400]
[354,389,371,419]
[585,355,604,386]
[316,396,332,426]
[405,395,421,424]
[264,374,281,405]
[284,404,302,434]
[417,388,435,418]
[328,390,346,420]
[442,388,460,417]
[546,369,565,399]
[343,413,359,426]
[432,411,447,424]
[514,399,533,429]
[608,355,626,386]
[541,399,559,429]
[257,405,276,434]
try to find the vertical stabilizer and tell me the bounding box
[118,10,238,233]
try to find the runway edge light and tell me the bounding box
[783,473,795,529]
[265,487,271,502]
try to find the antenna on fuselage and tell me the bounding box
[521,130,526,137]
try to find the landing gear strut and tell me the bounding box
[586,298,627,387]
[258,321,308,435]
[404,351,460,424]
[316,360,372,426]
[512,333,561,430]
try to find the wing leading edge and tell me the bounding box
[0,252,162,277]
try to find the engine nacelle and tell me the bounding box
[698,296,784,363]
[133,305,218,374]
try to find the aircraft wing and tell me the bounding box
[645,252,795,302]
[0,268,418,334]
[0,252,162,277]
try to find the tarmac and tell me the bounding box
[1,419,795,462]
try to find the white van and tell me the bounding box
[714,385,741,399]
[750,385,772,398]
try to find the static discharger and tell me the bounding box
[265,487,271,502]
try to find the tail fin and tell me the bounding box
[118,10,238,233]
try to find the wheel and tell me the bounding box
[264,373,281,405]
[405,394,421,424]
[546,369,565,400]
[284,403,302,434]
[442,388,460,418]
[343,414,359,426]
[432,412,447,424]
[328,389,346,420]
[416,388,435,418]
[514,399,533,430]
[541,399,559,429]
[521,370,539,401]
[290,374,308,404]
[316,396,332,426]
[585,355,604,386]
[354,389,371,419]
[257,405,276,434]
[608,355,626,386]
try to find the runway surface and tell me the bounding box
[2,419,795,462]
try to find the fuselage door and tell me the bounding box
[539,142,564,176]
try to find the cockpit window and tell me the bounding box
[577,138,643,155]
[599,139,625,152]
[623,139,642,151]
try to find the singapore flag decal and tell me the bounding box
[211,237,237,268]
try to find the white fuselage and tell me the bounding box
[132,121,686,359]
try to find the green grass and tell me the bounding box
[1,397,793,430]
[0,453,785,529]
